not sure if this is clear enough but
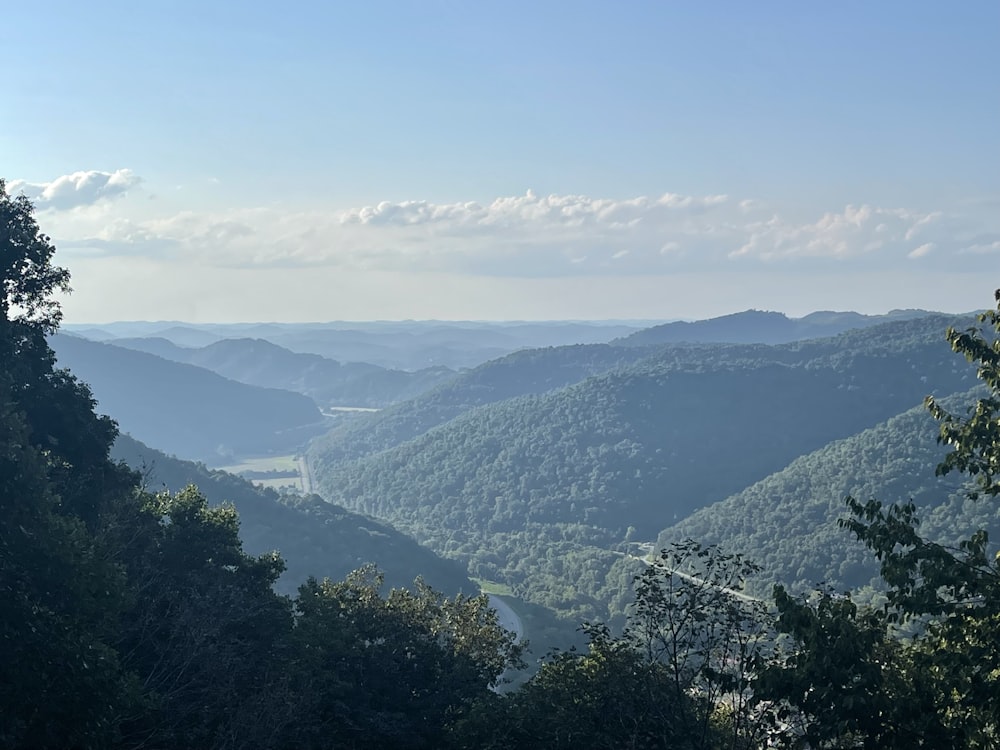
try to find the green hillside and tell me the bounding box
[50,333,326,462]
[112,433,474,596]
[308,341,658,470]
[656,389,1000,597]
[309,315,976,619]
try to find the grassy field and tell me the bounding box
[213,454,303,492]
[215,454,299,474]
[471,578,516,597]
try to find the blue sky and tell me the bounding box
[5,1,998,321]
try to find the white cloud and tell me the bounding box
[336,190,730,231]
[24,184,995,280]
[9,169,140,210]
[731,205,944,262]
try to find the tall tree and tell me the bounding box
[0,181,131,748]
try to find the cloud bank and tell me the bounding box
[19,173,996,279]
[9,169,140,210]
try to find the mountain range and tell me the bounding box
[306,313,982,620]
[56,306,994,628]
[50,334,326,462]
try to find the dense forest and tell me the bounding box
[5,178,1000,747]
[657,387,1000,597]
[309,314,977,620]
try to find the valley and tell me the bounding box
[62,306,997,634]
[15,253,1000,746]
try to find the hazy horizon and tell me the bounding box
[60,305,971,330]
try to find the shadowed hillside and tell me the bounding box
[50,333,325,462]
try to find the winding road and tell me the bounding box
[623,548,764,604]
[487,594,524,642]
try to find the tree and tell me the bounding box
[0,182,129,748]
[457,623,694,750]
[839,292,1000,746]
[0,178,70,332]
[0,371,130,749]
[761,289,1000,748]
[108,487,295,750]
[626,541,775,750]
[457,542,774,750]
[289,565,524,750]
[756,587,939,749]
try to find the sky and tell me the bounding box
[4,1,998,322]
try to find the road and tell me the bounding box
[297,456,313,495]
[487,594,524,642]
[622,548,764,604]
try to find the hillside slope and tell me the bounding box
[109,336,456,407]
[50,334,325,462]
[655,389,1000,597]
[309,315,976,617]
[112,434,474,595]
[309,342,659,470]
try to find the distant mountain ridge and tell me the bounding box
[50,333,326,462]
[311,314,969,476]
[65,320,649,371]
[108,336,456,408]
[617,308,939,346]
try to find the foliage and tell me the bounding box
[459,624,695,750]
[458,542,772,750]
[627,542,775,750]
[658,389,997,597]
[290,566,524,749]
[0,179,70,331]
[759,290,1000,748]
[0,371,128,749]
[113,432,475,595]
[310,315,975,620]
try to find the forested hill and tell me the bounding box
[112,434,474,595]
[656,388,999,597]
[310,314,970,473]
[309,314,976,617]
[308,341,660,469]
[108,336,456,408]
[617,307,938,346]
[49,333,326,462]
